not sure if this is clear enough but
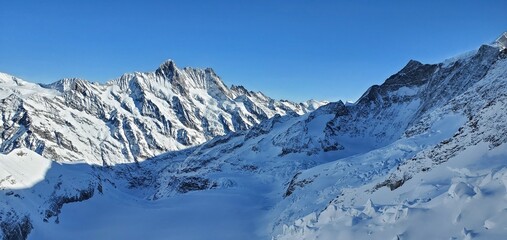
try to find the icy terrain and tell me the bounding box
[0,42,506,240]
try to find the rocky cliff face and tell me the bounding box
[0,61,325,165]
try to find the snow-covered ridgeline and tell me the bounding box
[0,61,326,165]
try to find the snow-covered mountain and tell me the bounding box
[0,40,506,240]
[0,61,325,165]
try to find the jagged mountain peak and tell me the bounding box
[155,59,178,76]
[155,59,220,84]
[41,77,95,93]
[404,59,423,68]
[383,60,437,87]
[149,59,231,98]
[356,59,437,106]
[230,85,253,97]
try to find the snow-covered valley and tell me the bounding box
[29,180,270,240]
[0,41,507,239]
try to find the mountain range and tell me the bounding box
[0,39,506,240]
[0,61,324,165]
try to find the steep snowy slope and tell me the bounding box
[0,61,325,165]
[275,46,507,239]
[0,149,98,240]
[0,42,506,240]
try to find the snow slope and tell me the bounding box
[0,43,506,240]
[0,149,97,240]
[277,143,507,240]
[276,46,507,239]
[0,149,51,190]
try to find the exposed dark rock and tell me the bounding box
[284,172,316,198]
[0,214,32,240]
[177,177,215,193]
[44,187,95,222]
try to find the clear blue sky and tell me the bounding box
[1,0,506,102]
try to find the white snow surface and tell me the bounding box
[277,143,507,240]
[0,149,51,189]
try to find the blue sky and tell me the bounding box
[1,0,506,102]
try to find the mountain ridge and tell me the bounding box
[0,60,327,165]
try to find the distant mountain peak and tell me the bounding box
[155,59,178,77]
[230,85,250,95]
[42,78,92,93]
[404,59,423,69]
[160,59,176,68]
[382,59,437,87]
